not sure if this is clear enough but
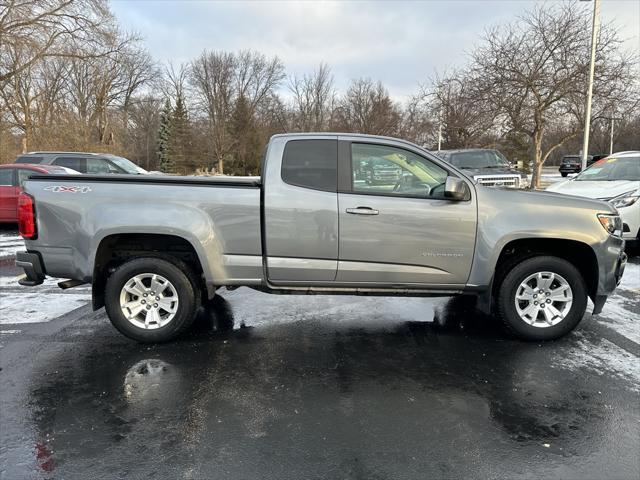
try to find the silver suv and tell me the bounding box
[15,152,147,175]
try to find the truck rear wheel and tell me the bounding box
[104,257,201,342]
[496,256,587,341]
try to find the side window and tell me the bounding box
[0,169,14,186]
[15,156,43,164]
[87,158,120,174]
[53,157,85,173]
[281,139,337,192]
[17,169,35,188]
[351,143,449,198]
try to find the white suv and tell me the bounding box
[547,151,639,246]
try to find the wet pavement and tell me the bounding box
[1,224,639,479]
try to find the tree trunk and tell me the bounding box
[530,122,544,189]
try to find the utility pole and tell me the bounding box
[580,0,601,171]
[437,106,443,151]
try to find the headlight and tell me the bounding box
[609,190,640,209]
[597,213,623,237]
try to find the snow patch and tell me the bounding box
[597,294,640,344]
[618,261,640,292]
[0,292,88,324]
[556,335,640,391]
[0,234,24,259]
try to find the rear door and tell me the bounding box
[263,136,339,283]
[0,168,18,222]
[337,139,477,286]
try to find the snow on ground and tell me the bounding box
[1,232,91,324]
[555,334,640,392]
[594,261,640,344]
[0,292,88,324]
[618,261,640,292]
[0,234,24,259]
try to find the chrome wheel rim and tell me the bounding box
[514,271,573,328]
[119,273,179,329]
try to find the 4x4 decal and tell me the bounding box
[44,185,92,193]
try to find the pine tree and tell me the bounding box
[157,99,173,173]
[168,95,194,174]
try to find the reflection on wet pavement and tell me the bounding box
[0,290,637,479]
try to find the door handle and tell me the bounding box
[345,206,379,215]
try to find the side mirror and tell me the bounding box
[444,176,468,200]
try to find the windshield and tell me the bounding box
[575,156,639,181]
[107,156,147,174]
[448,150,509,169]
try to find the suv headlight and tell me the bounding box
[609,190,640,209]
[597,213,623,237]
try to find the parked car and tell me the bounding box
[436,149,523,188]
[547,151,639,246]
[558,155,599,177]
[15,152,147,175]
[0,163,79,223]
[358,157,403,186]
[16,133,626,343]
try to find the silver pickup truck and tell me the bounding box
[16,133,627,342]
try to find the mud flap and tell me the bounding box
[592,295,607,315]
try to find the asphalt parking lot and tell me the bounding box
[1,226,638,480]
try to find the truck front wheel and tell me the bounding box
[496,256,587,341]
[104,257,201,342]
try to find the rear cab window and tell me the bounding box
[281,139,337,192]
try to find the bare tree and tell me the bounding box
[288,62,335,131]
[400,94,435,147]
[0,0,120,84]
[333,78,402,136]
[419,71,496,150]
[190,50,284,174]
[190,51,235,173]
[469,2,638,187]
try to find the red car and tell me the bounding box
[0,163,78,223]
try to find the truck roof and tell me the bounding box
[25,151,104,156]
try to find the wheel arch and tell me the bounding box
[91,233,209,310]
[480,238,599,314]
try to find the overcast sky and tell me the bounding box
[111,0,640,101]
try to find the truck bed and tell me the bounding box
[23,173,263,286]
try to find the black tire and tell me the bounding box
[496,256,587,341]
[104,256,201,343]
[561,172,568,177]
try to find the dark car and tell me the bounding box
[15,151,147,175]
[0,163,79,223]
[558,155,600,177]
[436,149,523,188]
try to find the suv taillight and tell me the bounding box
[18,192,37,239]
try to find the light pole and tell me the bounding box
[580,0,601,171]
[437,111,443,151]
[608,117,621,155]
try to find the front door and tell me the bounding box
[337,141,477,286]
